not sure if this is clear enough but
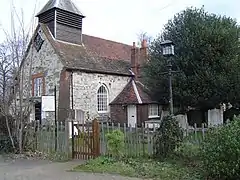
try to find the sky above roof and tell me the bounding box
[0,0,239,45]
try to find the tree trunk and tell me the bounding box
[5,115,16,150]
[18,121,23,153]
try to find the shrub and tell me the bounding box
[154,115,183,159]
[201,116,240,179]
[174,142,201,161]
[105,129,124,158]
[0,135,17,153]
[0,115,17,153]
[0,115,14,136]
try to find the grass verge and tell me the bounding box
[71,156,204,180]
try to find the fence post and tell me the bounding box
[92,119,100,157]
[54,86,57,152]
[141,123,145,157]
[35,120,38,150]
[194,123,197,142]
[64,118,70,159]
[202,123,205,140]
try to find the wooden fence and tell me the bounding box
[99,122,155,157]
[26,121,209,159]
[183,123,208,144]
[72,119,100,160]
[26,121,69,158]
[99,122,209,157]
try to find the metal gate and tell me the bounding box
[72,119,100,159]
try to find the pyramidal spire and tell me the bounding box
[36,0,84,17]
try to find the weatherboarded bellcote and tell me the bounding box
[36,0,85,45]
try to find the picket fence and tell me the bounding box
[27,121,209,159]
[99,122,209,157]
[26,121,68,157]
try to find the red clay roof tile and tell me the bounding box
[110,79,158,105]
[82,34,132,61]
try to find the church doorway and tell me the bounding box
[34,102,42,124]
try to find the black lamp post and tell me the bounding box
[160,40,175,115]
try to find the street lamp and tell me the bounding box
[160,40,175,115]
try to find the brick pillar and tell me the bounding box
[131,40,148,79]
[139,39,148,79]
[140,40,148,65]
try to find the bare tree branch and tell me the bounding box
[137,31,153,47]
[0,0,38,153]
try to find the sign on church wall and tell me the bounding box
[42,95,55,112]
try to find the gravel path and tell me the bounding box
[0,158,141,180]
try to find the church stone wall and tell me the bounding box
[71,72,131,120]
[16,26,63,123]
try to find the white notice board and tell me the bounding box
[42,95,55,111]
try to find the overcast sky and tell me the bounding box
[0,0,240,45]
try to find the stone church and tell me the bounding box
[17,0,161,126]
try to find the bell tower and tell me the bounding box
[36,0,85,45]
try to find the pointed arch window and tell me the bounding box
[97,85,108,113]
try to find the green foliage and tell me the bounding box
[73,156,203,180]
[154,116,183,158]
[105,130,124,158]
[201,116,240,179]
[143,7,240,110]
[174,142,201,161]
[72,156,136,177]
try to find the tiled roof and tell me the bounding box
[110,80,139,105]
[82,34,132,61]
[110,79,158,105]
[41,24,132,75]
[36,0,84,16]
[135,81,157,103]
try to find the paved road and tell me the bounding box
[0,158,141,180]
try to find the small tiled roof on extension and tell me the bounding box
[40,23,132,75]
[110,80,139,105]
[110,78,158,105]
[135,81,158,104]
